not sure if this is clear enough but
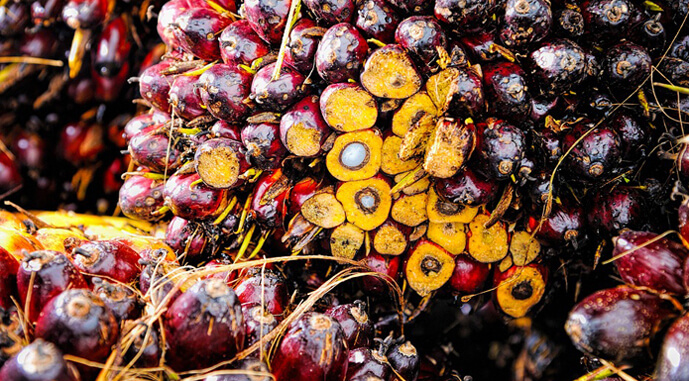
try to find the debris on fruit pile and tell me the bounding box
[1,0,689,379]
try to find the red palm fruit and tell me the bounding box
[303,0,355,25]
[448,255,490,294]
[272,312,349,381]
[325,301,373,349]
[164,216,209,261]
[61,0,107,29]
[139,257,180,303]
[250,170,291,228]
[235,268,288,316]
[58,122,104,165]
[483,62,532,122]
[35,289,119,365]
[493,264,548,318]
[194,137,250,190]
[285,18,324,73]
[387,340,420,381]
[656,313,689,381]
[612,231,687,294]
[244,0,292,44]
[210,120,242,140]
[0,151,21,194]
[565,286,676,363]
[242,121,287,170]
[31,0,64,25]
[528,39,587,94]
[92,16,131,101]
[198,64,253,122]
[588,186,644,234]
[242,304,279,347]
[163,279,245,371]
[0,248,18,311]
[287,177,320,217]
[562,120,621,181]
[156,0,189,48]
[316,23,369,83]
[477,118,526,180]
[92,277,140,322]
[169,73,207,120]
[602,41,652,92]
[0,2,29,37]
[219,20,270,67]
[163,172,230,220]
[528,199,584,245]
[280,95,329,158]
[362,252,400,294]
[0,339,79,381]
[102,157,126,194]
[356,0,399,42]
[680,198,689,247]
[123,111,169,141]
[20,28,58,57]
[173,8,230,61]
[118,175,166,222]
[138,61,173,112]
[434,0,500,34]
[499,0,552,48]
[346,347,390,379]
[395,16,447,70]
[435,168,499,206]
[128,130,183,173]
[71,240,141,283]
[17,250,87,322]
[251,62,308,111]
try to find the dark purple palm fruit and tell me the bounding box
[459,30,504,63]
[137,61,173,112]
[31,0,64,25]
[346,347,390,380]
[483,62,532,122]
[499,0,552,49]
[601,41,651,93]
[173,8,230,61]
[35,289,119,364]
[581,89,614,117]
[244,0,292,44]
[193,137,251,190]
[608,111,648,161]
[670,35,689,61]
[198,64,252,123]
[61,0,107,30]
[17,250,88,323]
[0,248,18,311]
[169,73,207,120]
[530,95,561,122]
[280,95,330,158]
[554,6,584,39]
[242,121,287,170]
[315,23,369,84]
[128,130,183,173]
[235,268,288,316]
[325,301,373,349]
[251,62,308,111]
[657,57,689,88]
[387,339,420,381]
[204,359,272,381]
[157,0,189,48]
[164,279,245,371]
[612,230,687,294]
[92,277,140,322]
[356,0,400,43]
[588,186,645,235]
[122,326,161,368]
[0,2,29,37]
[139,255,180,304]
[0,339,79,381]
[562,119,622,181]
[395,16,447,73]
[528,39,587,94]
[164,216,209,261]
[91,16,131,101]
[387,0,431,14]
[118,175,166,222]
[477,118,526,180]
[71,240,141,283]
[435,168,499,206]
[565,286,676,364]
[528,199,584,245]
[631,16,666,55]
[242,304,279,347]
[434,0,502,35]
[163,172,230,220]
[272,312,349,381]
[285,18,324,74]
[443,65,484,117]
[677,144,689,184]
[362,252,400,295]
[219,20,270,67]
[211,120,242,140]
[656,313,689,381]
[525,170,555,208]
[580,0,643,43]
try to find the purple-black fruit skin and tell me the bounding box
[602,41,652,92]
[395,16,447,71]
[434,0,501,34]
[244,0,292,44]
[565,286,676,363]
[581,0,642,42]
[285,18,323,74]
[387,340,420,381]
[165,216,209,260]
[325,301,373,349]
[0,339,79,381]
[169,74,207,120]
[531,199,584,245]
[528,39,587,94]
[138,61,173,112]
[303,0,355,25]
[588,187,644,235]
[163,279,245,371]
[72,240,141,283]
[242,304,279,348]
[242,121,286,170]
[128,131,182,172]
[251,62,308,111]
[562,120,621,181]
[235,268,288,316]
[198,64,252,123]
[356,0,400,43]
[315,23,369,84]
[483,62,532,122]
[346,347,390,380]
[173,8,230,61]
[499,0,552,48]
[478,118,526,180]
[656,313,689,381]
[436,168,499,206]
[92,278,140,322]
[163,172,229,220]
[118,175,166,222]
[219,19,270,67]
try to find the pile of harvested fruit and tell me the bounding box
[1,0,689,379]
